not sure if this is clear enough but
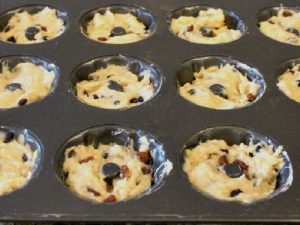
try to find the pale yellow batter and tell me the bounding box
[179,64,260,109]
[85,10,150,44]
[277,64,300,102]
[170,8,242,44]
[184,139,284,203]
[0,7,65,44]
[0,131,38,196]
[76,64,154,109]
[259,8,300,45]
[63,137,153,203]
[0,62,55,109]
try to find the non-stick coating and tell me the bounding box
[0,0,299,223]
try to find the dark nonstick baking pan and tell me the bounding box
[0,0,299,223]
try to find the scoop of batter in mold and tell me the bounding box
[72,56,161,110]
[0,125,41,196]
[177,57,265,110]
[81,5,156,44]
[258,7,300,45]
[0,56,58,109]
[183,126,293,204]
[0,6,66,44]
[277,62,300,102]
[169,6,245,44]
[57,125,172,203]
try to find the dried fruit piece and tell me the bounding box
[22,153,28,162]
[230,189,243,197]
[68,150,76,158]
[218,155,228,166]
[142,167,152,174]
[79,156,94,164]
[247,93,256,102]
[233,159,249,170]
[120,165,130,179]
[137,151,150,164]
[87,187,100,196]
[104,194,117,203]
[18,98,27,106]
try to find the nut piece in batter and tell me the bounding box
[179,64,260,109]
[183,139,284,203]
[170,8,242,44]
[85,10,150,44]
[259,8,300,45]
[277,63,300,102]
[63,137,154,203]
[0,131,37,196]
[0,7,65,44]
[0,62,55,109]
[76,64,154,109]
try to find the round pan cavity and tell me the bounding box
[54,124,172,203]
[0,55,59,109]
[182,126,293,203]
[0,124,43,196]
[0,5,68,44]
[256,6,300,45]
[80,4,157,44]
[167,5,246,44]
[176,56,266,109]
[69,55,162,109]
[276,57,300,102]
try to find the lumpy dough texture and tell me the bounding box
[85,10,150,44]
[184,139,284,203]
[179,64,260,109]
[63,137,153,203]
[0,131,37,196]
[170,8,242,44]
[0,62,55,109]
[277,64,300,102]
[76,64,154,109]
[259,8,300,45]
[0,7,65,44]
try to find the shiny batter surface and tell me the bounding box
[0,131,37,196]
[184,139,284,203]
[76,64,154,109]
[179,65,260,109]
[0,7,65,44]
[259,8,300,45]
[63,137,153,203]
[170,8,242,44]
[277,64,300,102]
[85,10,150,44]
[0,62,55,109]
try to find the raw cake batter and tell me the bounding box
[179,64,260,109]
[0,7,65,44]
[170,8,242,44]
[277,63,300,102]
[183,139,284,203]
[259,8,300,45]
[85,10,150,44]
[76,64,154,109]
[0,131,37,196]
[63,137,154,203]
[0,62,55,109]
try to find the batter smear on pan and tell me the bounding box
[0,131,38,196]
[179,64,260,109]
[170,8,242,44]
[277,63,300,102]
[0,7,65,44]
[63,137,153,203]
[76,64,154,109]
[0,62,55,109]
[183,139,284,203]
[259,8,300,45]
[85,10,150,44]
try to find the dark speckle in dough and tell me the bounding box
[3,132,14,143]
[98,37,108,42]
[5,83,22,91]
[130,96,144,103]
[25,26,40,41]
[107,81,124,92]
[218,155,228,166]
[286,28,300,37]
[22,153,28,162]
[220,149,229,154]
[7,36,16,43]
[188,89,195,95]
[18,98,27,106]
[102,152,109,159]
[249,152,254,157]
[87,187,101,196]
[113,100,120,105]
[111,26,126,37]
[68,149,76,158]
[230,189,243,197]
[200,27,214,37]
[4,26,11,32]
[93,94,99,99]
[187,25,194,32]
[142,167,152,175]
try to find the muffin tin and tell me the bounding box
[0,0,300,223]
